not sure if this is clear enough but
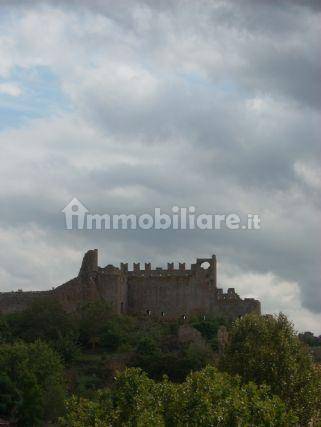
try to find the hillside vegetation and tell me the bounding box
[0,299,320,426]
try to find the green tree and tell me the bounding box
[191,315,228,350]
[60,366,296,426]
[221,313,321,425]
[60,395,109,427]
[163,366,297,426]
[0,373,19,419]
[131,329,214,382]
[5,298,79,363]
[0,316,11,344]
[0,340,66,426]
[78,301,113,349]
[107,368,164,426]
[6,298,73,341]
[60,368,164,427]
[100,316,135,352]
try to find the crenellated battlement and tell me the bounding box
[217,287,241,301]
[126,263,193,277]
[0,249,260,319]
[113,255,217,280]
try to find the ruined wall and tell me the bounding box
[126,256,218,318]
[0,250,261,319]
[215,289,261,320]
[127,276,260,319]
[78,249,98,279]
[52,249,101,312]
[52,252,127,314]
[0,290,53,315]
[127,273,215,318]
[96,266,127,314]
[53,277,96,312]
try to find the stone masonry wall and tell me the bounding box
[0,250,261,319]
[0,290,53,315]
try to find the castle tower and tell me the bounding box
[194,255,217,287]
[78,249,98,279]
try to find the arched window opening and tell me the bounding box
[200,261,210,270]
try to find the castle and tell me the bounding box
[0,249,260,319]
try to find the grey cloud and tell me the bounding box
[0,0,320,328]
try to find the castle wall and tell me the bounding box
[96,267,127,314]
[215,297,261,320]
[126,271,217,318]
[53,277,98,312]
[78,249,98,278]
[0,290,53,315]
[0,250,261,320]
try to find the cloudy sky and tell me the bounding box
[0,0,320,332]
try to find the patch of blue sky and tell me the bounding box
[142,61,241,96]
[0,66,72,132]
[179,70,240,95]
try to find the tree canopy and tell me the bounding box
[59,366,297,427]
[0,340,66,426]
[220,313,321,425]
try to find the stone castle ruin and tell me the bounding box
[0,249,260,319]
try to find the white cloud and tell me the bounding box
[294,161,321,190]
[0,82,22,96]
[221,270,321,334]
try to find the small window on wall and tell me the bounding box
[146,309,151,316]
[161,311,165,317]
[120,302,124,314]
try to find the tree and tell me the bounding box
[190,315,228,350]
[163,366,297,426]
[0,340,66,426]
[299,331,321,347]
[78,301,113,349]
[131,323,214,382]
[220,313,321,425]
[0,316,11,344]
[5,298,79,363]
[0,373,19,419]
[106,368,164,426]
[6,298,73,341]
[60,396,108,427]
[59,366,296,426]
[60,368,164,427]
[100,316,135,352]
